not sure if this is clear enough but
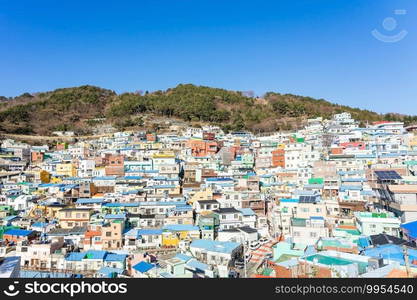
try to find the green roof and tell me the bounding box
[305,254,368,273]
[291,218,307,227]
[262,268,274,276]
[335,228,361,235]
[319,239,352,249]
[309,177,324,184]
[275,254,299,263]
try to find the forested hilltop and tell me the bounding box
[0,84,416,135]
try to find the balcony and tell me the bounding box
[389,201,417,212]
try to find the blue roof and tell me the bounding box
[139,201,187,207]
[358,237,371,249]
[132,261,155,273]
[173,205,193,212]
[84,250,107,260]
[280,198,299,203]
[38,183,63,188]
[20,270,80,278]
[190,239,241,254]
[124,228,140,238]
[401,220,417,239]
[174,253,193,262]
[4,215,19,222]
[119,176,143,180]
[104,213,126,219]
[76,198,105,204]
[4,229,34,236]
[338,170,364,175]
[304,184,324,189]
[59,184,78,191]
[103,202,139,207]
[206,177,234,182]
[122,190,140,195]
[138,229,163,235]
[146,184,176,189]
[0,256,21,276]
[65,252,86,261]
[340,185,362,191]
[186,259,209,271]
[93,176,117,180]
[163,224,199,232]
[238,208,256,216]
[32,222,48,228]
[98,266,124,278]
[363,244,417,265]
[341,178,367,182]
[104,253,127,262]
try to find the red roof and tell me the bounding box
[372,121,395,125]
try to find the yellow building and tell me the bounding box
[162,232,179,247]
[161,225,201,247]
[152,151,175,159]
[56,163,77,177]
[29,204,70,219]
[153,185,181,196]
[57,208,92,229]
[50,176,63,183]
[409,135,417,149]
[39,170,51,183]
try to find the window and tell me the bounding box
[106,232,112,237]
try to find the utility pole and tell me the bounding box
[243,239,248,278]
[403,245,412,278]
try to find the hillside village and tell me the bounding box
[2,112,417,278]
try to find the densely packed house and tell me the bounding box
[2,113,417,278]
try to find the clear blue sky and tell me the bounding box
[1,0,416,114]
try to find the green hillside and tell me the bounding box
[0,84,415,135]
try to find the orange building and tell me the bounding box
[83,229,102,250]
[269,260,332,278]
[271,149,285,168]
[56,143,67,151]
[31,151,44,163]
[104,154,125,176]
[330,147,343,155]
[146,133,157,142]
[188,140,220,157]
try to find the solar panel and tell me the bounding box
[374,170,402,180]
[299,195,316,203]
